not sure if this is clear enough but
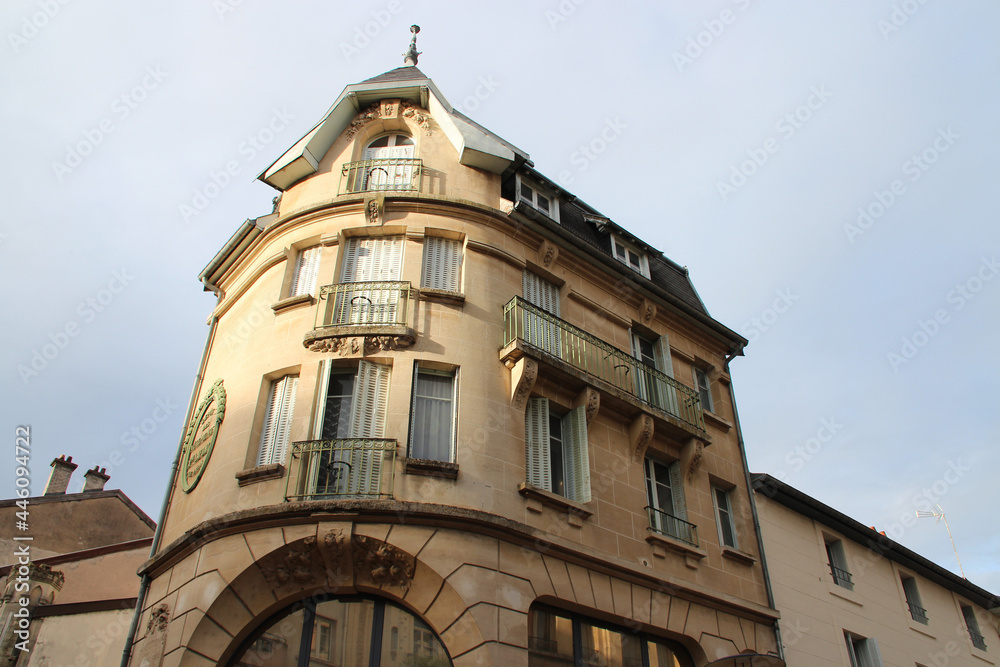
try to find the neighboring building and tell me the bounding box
[123,39,783,666]
[753,473,1000,667]
[0,455,155,667]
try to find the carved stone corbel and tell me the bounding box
[380,99,400,120]
[510,357,538,410]
[640,298,657,325]
[572,386,600,424]
[365,195,383,226]
[680,437,705,482]
[539,240,559,269]
[629,413,654,461]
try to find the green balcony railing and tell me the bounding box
[315,281,411,329]
[285,438,396,501]
[646,506,699,547]
[340,158,422,194]
[502,296,705,431]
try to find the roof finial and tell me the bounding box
[403,25,421,66]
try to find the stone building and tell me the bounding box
[123,39,784,667]
[753,473,999,667]
[0,455,155,666]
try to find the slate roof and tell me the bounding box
[361,66,429,84]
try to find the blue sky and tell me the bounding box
[2,2,997,593]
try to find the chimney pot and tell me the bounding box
[83,466,111,492]
[45,455,79,495]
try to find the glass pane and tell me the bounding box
[528,608,574,665]
[232,608,306,667]
[368,136,390,148]
[536,194,550,213]
[647,638,683,667]
[580,621,643,667]
[310,599,375,667]
[322,372,355,439]
[393,135,414,146]
[380,604,451,665]
[412,372,454,461]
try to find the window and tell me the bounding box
[333,235,405,325]
[230,596,452,667]
[256,375,299,466]
[289,246,322,297]
[409,367,456,462]
[826,537,854,590]
[644,458,695,545]
[901,575,928,624]
[525,397,590,503]
[516,175,559,221]
[360,134,416,191]
[693,367,714,412]
[611,234,649,277]
[308,361,391,497]
[630,330,678,415]
[845,632,883,667]
[713,485,738,549]
[963,605,987,650]
[522,271,562,356]
[421,236,462,292]
[528,606,693,667]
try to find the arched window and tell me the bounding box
[230,596,451,667]
[359,134,416,191]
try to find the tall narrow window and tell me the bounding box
[713,485,738,549]
[630,330,677,415]
[289,246,322,297]
[257,375,298,466]
[826,537,853,590]
[901,576,927,624]
[525,397,590,503]
[409,367,456,462]
[360,134,415,191]
[422,236,462,292]
[522,271,561,357]
[693,367,714,412]
[963,605,987,650]
[845,632,883,667]
[644,458,695,545]
[334,236,405,325]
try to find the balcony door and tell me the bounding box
[361,134,414,190]
[334,236,404,325]
[630,330,678,415]
[522,271,561,357]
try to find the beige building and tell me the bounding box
[753,473,1000,666]
[0,455,155,667]
[123,42,784,667]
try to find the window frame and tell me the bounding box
[289,245,323,298]
[630,329,678,415]
[408,365,457,463]
[825,537,854,590]
[256,375,299,467]
[525,397,591,503]
[693,366,714,413]
[611,233,650,278]
[712,485,738,549]
[845,631,884,667]
[900,575,928,624]
[421,235,463,293]
[516,174,560,222]
[644,457,695,545]
[962,604,988,651]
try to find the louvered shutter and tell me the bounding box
[668,462,687,521]
[654,334,679,416]
[859,638,883,667]
[524,397,551,491]
[522,271,560,316]
[522,272,561,356]
[561,405,591,503]
[257,376,298,466]
[422,237,461,291]
[290,246,322,297]
[348,361,391,495]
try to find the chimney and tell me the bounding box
[45,455,78,495]
[83,466,110,492]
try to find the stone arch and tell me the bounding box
[181,525,480,665]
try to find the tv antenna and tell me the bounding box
[915,505,966,579]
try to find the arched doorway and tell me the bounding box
[360,134,415,191]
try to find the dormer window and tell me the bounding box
[348,134,418,192]
[517,175,559,222]
[611,234,649,277]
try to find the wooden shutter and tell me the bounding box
[349,361,391,495]
[668,462,687,520]
[257,376,298,466]
[654,334,678,415]
[562,405,591,503]
[859,638,883,667]
[522,271,560,316]
[422,237,461,291]
[290,246,322,297]
[525,397,551,491]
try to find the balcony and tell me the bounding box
[646,506,699,547]
[829,564,854,590]
[304,281,415,352]
[501,296,705,432]
[340,158,422,194]
[284,438,396,501]
[907,601,929,624]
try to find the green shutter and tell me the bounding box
[525,397,551,491]
[668,462,686,521]
[349,361,391,495]
[562,405,591,503]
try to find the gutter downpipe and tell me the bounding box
[120,310,220,667]
[725,346,785,664]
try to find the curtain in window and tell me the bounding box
[410,370,455,461]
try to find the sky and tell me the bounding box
[2,2,998,594]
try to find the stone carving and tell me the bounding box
[353,536,415,590]
[511,358,538,410]
[366,198,381,225]
[641,298,657,325]
[380,100,397,118]
[573,386,600,424]
[540,241,558,268]
[400,100,432,135]
[305,335,412,355]
[681,438,705,482]
[345,100,432,139]
[145,605,170,636]
[630,414,654,461]
[345,104,382,139]
[259,536,328,591]
[365,335,408,354]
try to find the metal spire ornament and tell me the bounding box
[403,25,421,66]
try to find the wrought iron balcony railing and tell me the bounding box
[829,564,854,590]
[284,438,396,501]
[315,281,411,329]
[502,296,705,431]
[970,630,987,651]
[907,602,929,624]
[646,506,699,547]
[340,158,422,194]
